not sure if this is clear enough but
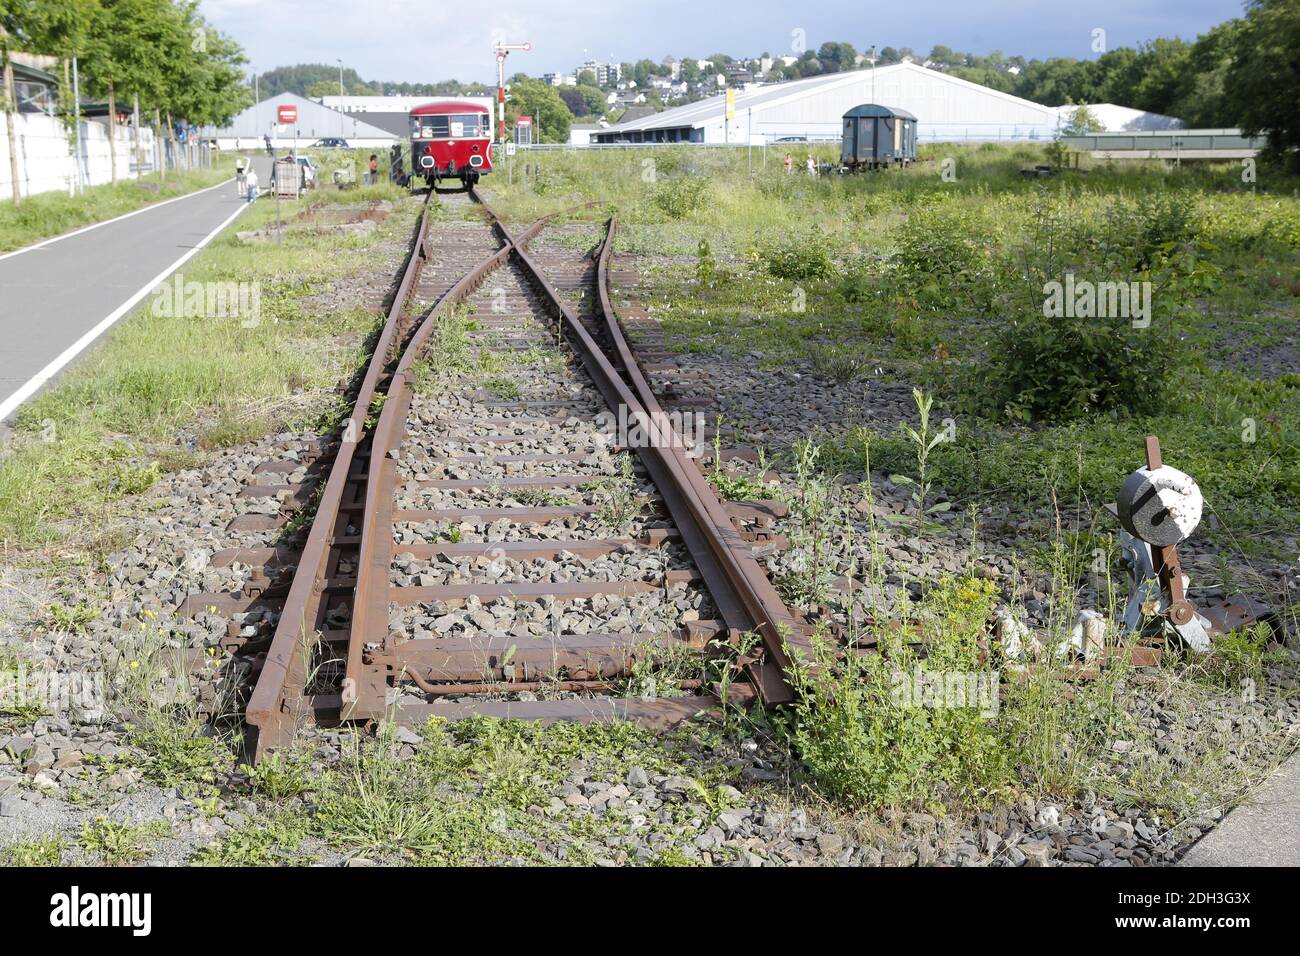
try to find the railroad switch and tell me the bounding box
[1110,435,1275,650]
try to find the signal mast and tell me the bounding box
[494,41,532,146]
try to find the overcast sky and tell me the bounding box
[202,0,1246,85]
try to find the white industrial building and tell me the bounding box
[214,93,397,149]
[591,62,1181,145]
[1058,103,1183,132]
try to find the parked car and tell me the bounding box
[310,138,351,149]
[774,135,808,143]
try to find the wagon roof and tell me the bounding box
[409,101,491,115]
[843,103,917,120]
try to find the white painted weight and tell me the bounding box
[1116,465,1203,546]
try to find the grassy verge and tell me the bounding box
[0,155,240,253]
[0,183,421,549]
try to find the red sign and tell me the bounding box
[515,115,532,126]
[277,105,297,124]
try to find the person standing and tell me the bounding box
[368,153,378,185]
[245,166,259,203]
[783,153,793,174]
[235,155,247,197]
[805,154,816,176]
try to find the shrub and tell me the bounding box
[974,192,1181,422]
[892,205,998,314]
[752,231,836,282]
[977,308,1177,422]
[651,176,711,219]
[784,577,1012,810]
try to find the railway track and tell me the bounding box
[188,188,814,760]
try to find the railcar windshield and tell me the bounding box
[411,112,487,139]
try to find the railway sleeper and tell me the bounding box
[367,629,698,684]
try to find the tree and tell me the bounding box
[507,79,570,143]
[633,58,656,85]
[2,0,104,197]
[1061,104,1105,135]
[1168,21,1240,127]
[557,86,586,116]
[952,66,1015,92]
[260,63,362,98]
[306,79,336,99]
[576,83,606,116]
[817,42,857,73]
[928,44,964,67]
[1014,57,1095,105]
[1223,0,1300,168]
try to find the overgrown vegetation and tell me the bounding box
[196,719,741,866]
[488,143,1299,545]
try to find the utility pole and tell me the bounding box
[494,41,531,148]
[868,45,878,103]
[337,59,345,136]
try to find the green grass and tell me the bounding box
[78,816,173,866]
[0,834,68,866]
[0,157,239,253]
[191,717,746,867]
[820,369,1300,548]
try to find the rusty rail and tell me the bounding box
[244,191,437,756]
[589,216,806,701]
[245,189,807,759]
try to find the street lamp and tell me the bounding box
[868,45,878,103]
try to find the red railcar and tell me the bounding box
[409,100,492,188]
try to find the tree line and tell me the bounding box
[256,63,493,100]
[1,0,249,202]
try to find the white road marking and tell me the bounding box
[0,196,251,422]
[0,177,236,262]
